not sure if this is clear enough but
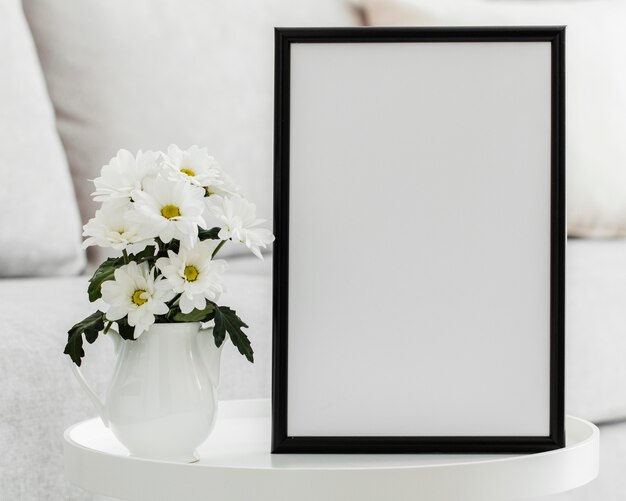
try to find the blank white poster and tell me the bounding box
[286,42,552,437]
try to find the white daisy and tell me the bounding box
[164,145,221,187]
[129,174,207,247]
[208,194,274,259]
[81,201,153,250]
[101,261,175,338]
[92,149,163,202]
[156,240,227,314]
[204,168,240,198]
[165,145,240,197]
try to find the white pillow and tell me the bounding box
[0,0,85,276]
[362,0,626,238]
[23,0,361,258]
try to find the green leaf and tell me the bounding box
[87,256,124,302]
[64,311,105,366]
[132,245,156,261]
[211,305,226,348]
[172,303,216,323]
[165,240,180,255]
[214,306,253,362]
[116,318,136,341]
[198,227,221,240]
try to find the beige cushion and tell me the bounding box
[362,0,626,238]
[0,0,85,277]
[23,0,360,259]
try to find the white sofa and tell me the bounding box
[1,0,625,499]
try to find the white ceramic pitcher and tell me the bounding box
[70,322,223,462]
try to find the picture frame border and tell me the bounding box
[272,26,565,454]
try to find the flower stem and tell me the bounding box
[166,294,182,320]
[212,240,227,259]
[122,249,129,264]
[103,321,112,334]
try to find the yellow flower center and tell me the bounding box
[132,289,147,306]
[184,265,199,282]
[180,168,195,177]
[161,204,181,219]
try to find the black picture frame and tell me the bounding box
[272,26,565,454]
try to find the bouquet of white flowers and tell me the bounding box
[64,145,274,366]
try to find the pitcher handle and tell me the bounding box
[68,328,122,427]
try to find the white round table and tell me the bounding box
[64,399,599,501]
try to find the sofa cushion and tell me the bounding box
[0,0,85,277]
[362,0,626,239]
[0,254,271,499]
[566,239,626,423]
[22,0,360,260]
